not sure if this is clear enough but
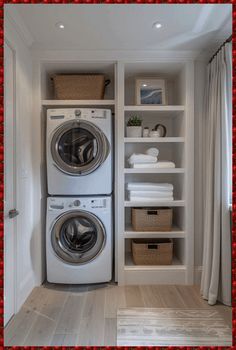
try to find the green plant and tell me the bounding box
[127,115,142,126]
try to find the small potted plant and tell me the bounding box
[126,115,142,137]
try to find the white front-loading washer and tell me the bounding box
[46,196,112,284]
[46,108,112,195]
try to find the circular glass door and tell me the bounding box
[51,120,109,176]
[51,210,106,264]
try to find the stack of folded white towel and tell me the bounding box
[127,148,175,169]
[127,182,174,201]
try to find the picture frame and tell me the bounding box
[135,78,166,105]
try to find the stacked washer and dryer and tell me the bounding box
[46,108,113,284]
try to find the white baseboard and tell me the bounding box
[194,266,203,285]
[17,272,35,313]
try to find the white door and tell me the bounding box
[4,42,18,326]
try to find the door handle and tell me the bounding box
[8,209,19,219]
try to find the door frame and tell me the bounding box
[4,38,18,323]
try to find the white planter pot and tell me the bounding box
[126,126,142,138]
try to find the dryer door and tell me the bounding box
[51,120,110,176]
[51,210,106,264]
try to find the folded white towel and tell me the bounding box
[146,147,159,157]
[131,161,175,169]
[128,153,157,165]
[127,182,174,192]
[128,195,174,202]
[129,190,173,198]
[155,161,175,168]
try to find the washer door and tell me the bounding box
[51,210,106,264]
[51,120,110,176]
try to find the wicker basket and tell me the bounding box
[131,207,172,231]
[52,74,110,100]
[132,238,173,265]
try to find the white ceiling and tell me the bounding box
[6,4,232,53]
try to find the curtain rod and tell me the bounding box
[209,34,232,64]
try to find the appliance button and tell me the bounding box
[75,110,81,117]
[73,200,81,207]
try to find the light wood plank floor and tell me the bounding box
[4,282,232,346]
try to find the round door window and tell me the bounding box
[58,128,97,167]
[51,120,110,176]
[51,211,106,264]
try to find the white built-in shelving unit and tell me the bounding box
[117,60,194,286]
[41,58,194,286]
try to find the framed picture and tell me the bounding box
[135,78,166,105]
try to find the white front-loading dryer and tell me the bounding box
[47,108,112,195]
[46,196,112,284]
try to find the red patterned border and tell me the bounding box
[1,1,234,349]
[232,2,236,349]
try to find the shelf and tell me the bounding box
[124,168,185,174]
[125,105,185,112]
[124,225,185,238]
[124,137,185,143]
[125,253,185,270]
[125,200,185,207]
[124,253,186,285]
[42,99,115,106]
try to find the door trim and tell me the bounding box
[4,39,18,322]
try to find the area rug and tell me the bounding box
[117,308,232,346]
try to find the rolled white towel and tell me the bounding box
[127,182,174,192]
[131,161,175,169]
[146,147,159,157]
[129,190,173,198]
[128,153,157,165]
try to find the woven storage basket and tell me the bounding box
[52,74,109,100]
[132,238,173,265]
[131,207,172,231]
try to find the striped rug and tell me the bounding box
[117,308,232,346]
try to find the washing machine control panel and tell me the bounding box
[73,199,106,209]
[48,197,108,211]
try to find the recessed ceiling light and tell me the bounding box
[56,22,65,29]
[142,84,148,87]
[153,22,162,29]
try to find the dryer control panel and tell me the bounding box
[48,108,109,121]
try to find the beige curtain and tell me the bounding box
[201,42,232,306]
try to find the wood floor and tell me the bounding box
[4,282,232,346]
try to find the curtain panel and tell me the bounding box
[201,42,232,306]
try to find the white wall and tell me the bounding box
[4,13,41,311]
